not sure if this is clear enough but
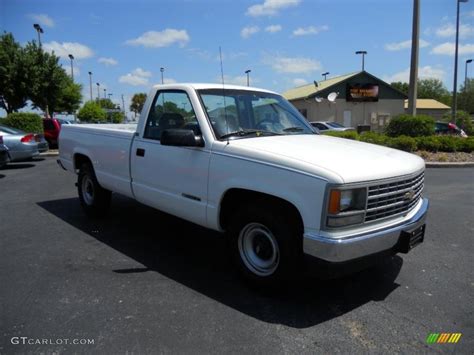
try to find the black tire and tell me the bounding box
[77,162,111,217]
[228,203,302,288]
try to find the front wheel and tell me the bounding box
[229,204,302,287]
[77,163,111,217]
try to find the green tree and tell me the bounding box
[390,82,409,95]
[0,32,30,113]
[77,101,106,123]
[130,93,147,117]
[55,78,82,114]
[458,78,473,114]
[417,78,450,103]
[98,98,118,109]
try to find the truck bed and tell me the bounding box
[59,124,138,198]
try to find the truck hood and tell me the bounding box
[223,134,425,184]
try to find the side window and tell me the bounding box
[144,91,199,140]
[315,123,327,130]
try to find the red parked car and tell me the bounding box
[43,118,71,148]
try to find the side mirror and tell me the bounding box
[161,129,204,147]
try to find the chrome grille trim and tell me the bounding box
[365,171,424,222]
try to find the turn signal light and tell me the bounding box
[328,189,341,214]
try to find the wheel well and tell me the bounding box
[219,188,304,233]
[74,153,92,172]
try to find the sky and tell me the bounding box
[1,0,473,118]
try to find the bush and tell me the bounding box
[359,131,388,145]
[323,130,359,140]
[457,137,474,152]
[385,114,435,137]
[77,101,106,123]
[416,136,441,152]
[436,136,459,152]
[388,135,418,152]
[1,112,43,133]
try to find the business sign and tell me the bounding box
[346,84,379,102]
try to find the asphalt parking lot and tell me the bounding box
[1,157,473,354]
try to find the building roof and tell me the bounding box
[404,99,450,110]
[283,72,360,101]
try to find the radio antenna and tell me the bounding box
[219,46,229,141]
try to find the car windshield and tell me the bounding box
[326,122,345,128]
[198,89,315,139]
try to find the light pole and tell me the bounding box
[322,72,329,80]
[33,23,43,46]
[355,51,367,71]
[108,93,113,100]
[68,54,75,81]
[104,88,107,99]
[245,69,251,86]
[96,83,100,101]
[160,67,164,84]
[465,59,472,90]
[88,72,93,101]
[408,0,420,116]
[452,0,469,122]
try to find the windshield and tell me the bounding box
[198,89,315,139]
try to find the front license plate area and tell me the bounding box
[398,224,425,253]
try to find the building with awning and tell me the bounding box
[283,71,407,132]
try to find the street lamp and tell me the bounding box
[452,0,469,122]
[96,83,100,101]
[108,93,113,100]
[104,88,107,99]
[245,69,251,86]
[68,54,75,81]
[33,23,43,46]
[160,67,165,84]
[88,72,93,101]
[465,59,473,90]
[322,72,329,80]
[355,51,367,71]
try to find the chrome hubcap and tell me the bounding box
[238,223,280,276]
[82,176,95,205]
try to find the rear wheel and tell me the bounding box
[229,203,302,287]
[78,163,111,217]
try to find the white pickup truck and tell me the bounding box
[59,83,429,286]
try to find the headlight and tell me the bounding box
[326,187,367,227]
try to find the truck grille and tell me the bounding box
[365,171,424,222]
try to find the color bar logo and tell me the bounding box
[426,333,462,344]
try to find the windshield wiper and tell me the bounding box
[283,127,305,132]
[220,129,280,139]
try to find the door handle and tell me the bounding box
[136,148,145,157]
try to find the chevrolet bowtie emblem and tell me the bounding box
[404,190,416,201]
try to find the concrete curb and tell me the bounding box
[426,162,474,168]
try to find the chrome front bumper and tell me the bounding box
[303,198,429,263]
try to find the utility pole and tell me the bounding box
[88,72,93,101]
[408,0,420,116]
[452,0,469,122]
[245,69,251,86]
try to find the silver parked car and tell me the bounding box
[0,124,43,161]
[310,121,355,132]
[0,135,9,168]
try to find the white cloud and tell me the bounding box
[385,39,430,51]
[119,67,152,86]
[98,57,118,66]
[43,41,94,59]
[436,23,474,38]
[247,0,301,17]
[383,66,445,83]
[293,25,329,36]
[28,14,54,27]
[292,78,308,86]
[265,55,322,74]
[241,26,260,38]
[125,29,190,48]
[431,42,474,56]
[216,75,259,86]
[265,25,282,33]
